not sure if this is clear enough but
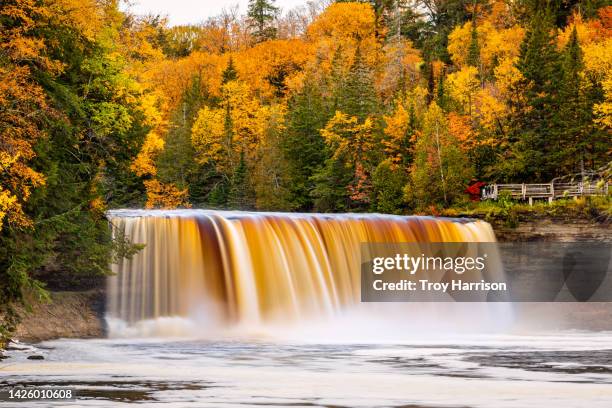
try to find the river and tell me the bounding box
[2,329,612,407]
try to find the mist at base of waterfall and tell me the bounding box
[105,302,518,342]
[104,300,612,343]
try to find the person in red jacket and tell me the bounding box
[465,180,486,201]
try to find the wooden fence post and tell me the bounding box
[549,182,554,203]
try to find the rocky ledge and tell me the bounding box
[493,217,610,242]
[12,290,106,343]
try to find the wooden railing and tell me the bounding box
[482,181,609,204]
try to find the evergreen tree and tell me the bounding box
[329,46,347,112]
[222,56,238,84]
[227,151,254,209]
[467,20,480,69]
[208,178,230,208]
[437,70,448,110]
[157,74,216,206]
[283,74,329,210]
[0,0,148,302]
[425,61,435,104]
[247,0,279,43]
[310,156,353,212]
[337,46,379,120]
[506,11,561,181]
[556,26,608,175]
[557,26,588,174]
[371,159,407,214]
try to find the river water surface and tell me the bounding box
[2,330,612,407]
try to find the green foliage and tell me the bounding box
[282,74,330,210]
[157,74,217,206]
[0,0,148,332]
[371,160,407,214]
[556,26,608,175]
[467,20,480,69]
[222,57,238,84]
[336,46,379,120]
[227,152,255,210]
[442,193,611,227]
[505,11,562,181]
[405,102,473,209]
[310,156,353,212]
[248,0,279,43]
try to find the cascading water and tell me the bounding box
[106,210,500,336]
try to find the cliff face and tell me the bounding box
[493,218,610,242]
[12,290,105,343]
[494,216,612,331]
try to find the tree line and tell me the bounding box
[145,0,610,213]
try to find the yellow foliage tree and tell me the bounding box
[192,79,280,171]
[474,87,508,138]
[383,101,410,164]
[235,39,313,99]
[306,2,380,77]
[448,20,524,77]
[321,111,376,166]
[382,96,419,165]
[142,52,225,116]
[320,111,377,204]
[144,179,190,209]
[190,106,227,167]
[0,1,54,230]
[251,104,292,210]
[130,132,165,177]
[583,37,612,129]
[595,76,612,129]
[447,66,480,116]
[448,21,481,68]
[493,56,523,99]
[557,11,611,49]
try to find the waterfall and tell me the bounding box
[106,210,497,330]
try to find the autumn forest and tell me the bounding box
[0,0,610,316]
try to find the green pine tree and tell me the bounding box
[557,26,587,173]
[222,56,238,84]
[336,46,379,120]
[283,73,329,210]
[505,11,562,181]
[247,0,279,43]
[557,26,608,175]
[328,45,347,112]
[157,74,216,206]
[467,20,480,68]
[425,61,435,104]
[371,159,407,214]
[208,178,230,208]
[227,151,255,210]
[310,155,353,212]
[437,70,447,110]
